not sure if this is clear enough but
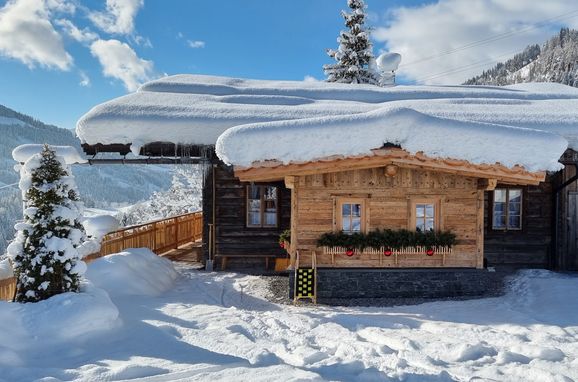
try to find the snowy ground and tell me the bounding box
[0,250,577,382]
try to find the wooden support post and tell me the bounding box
[476,190,485,269]
[286,176,299,269]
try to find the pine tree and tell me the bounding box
[7,145,86,302]
[324,0,379,85]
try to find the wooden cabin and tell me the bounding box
[233,147,546,270]
[76,74,578,274]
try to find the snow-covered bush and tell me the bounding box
[7,145,87,302]
[324,0,380,85]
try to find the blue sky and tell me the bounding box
[0,0,576,130]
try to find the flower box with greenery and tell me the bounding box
[316,229,457,267]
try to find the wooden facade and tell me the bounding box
[81,142,577,271]
[289,167,484,268]
[233,149,548,270]
[202,163,291,268]
[484,180,554,268]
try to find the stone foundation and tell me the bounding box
[290,268,505,300]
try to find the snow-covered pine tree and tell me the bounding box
[324,0,379,85]
[7,145,87,302]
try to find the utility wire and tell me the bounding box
[399,9,578,69]
[0,183,18,192]
[413,48,527,84]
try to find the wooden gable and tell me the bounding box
[233,148,546,186]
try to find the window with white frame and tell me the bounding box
[415,203,436,232]
[247,185,278,228]
[336,199,365,234]
[492,188,522,230]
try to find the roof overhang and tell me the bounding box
[82,142,216,160]
[233,148,546,186]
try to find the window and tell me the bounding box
[247,185,278,228]
[410,198,441,232]
[493,188,522,230]
[415,203,435,232]
[336,199,365,234]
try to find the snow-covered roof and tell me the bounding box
[76,74,578,172]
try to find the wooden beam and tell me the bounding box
[234,148,546,186]
[478,178,498,191]
[284,176,296,189]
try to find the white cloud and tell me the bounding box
[90,39,155,91]
[0,0,73,70]
[56,19,98,43]
[303,75,319,82]
[79,71,91,87]
[89,0,143,35]
[187,40,206,49]
[374,0,578,84]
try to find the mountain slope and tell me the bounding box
[0,104,172,253]
[464,28,578,87]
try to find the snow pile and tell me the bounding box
[85,248,179,296]
[82,214,119,239]
[0,258,13,279]
[217,106,567,172]
[0,256,577,380]
[12,144,87,164]
[0,284,120,367]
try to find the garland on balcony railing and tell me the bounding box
[316,229,456,251]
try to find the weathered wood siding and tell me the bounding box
[484,180,553,268]
[556,153,578,270]
[293,167,483,268]
[202,163,290,266]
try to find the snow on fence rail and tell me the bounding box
[0,211,203,301]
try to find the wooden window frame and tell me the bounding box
[492,188,523,231]
[409,197,442,232]
[246,184,279,228]
[334,198,368,234]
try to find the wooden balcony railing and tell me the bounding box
[1,211,203,301]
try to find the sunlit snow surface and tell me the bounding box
[0,249,577,381]
[77,75,578,171]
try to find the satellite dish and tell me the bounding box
[376,53,402,72]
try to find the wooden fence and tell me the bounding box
[1,211,203,301]
[85,211,203,261]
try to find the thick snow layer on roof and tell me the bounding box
[12,144,87,164]
[77,74,578,171]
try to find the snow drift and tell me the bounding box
[0,248,180,370]
[85,248,179,296]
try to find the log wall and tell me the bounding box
[292,167,483,268]
[484,181,553,268]
[202,163,291,267]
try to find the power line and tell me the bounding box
[412,48,526,84]
[0,183,18,192]
[399,9,578,69]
